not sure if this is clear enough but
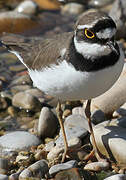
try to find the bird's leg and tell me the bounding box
[85,99,104,161]
[56,100,68,163]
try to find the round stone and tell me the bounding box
[15,0,38,15]
[12,92,41,111]
[0,131,41,154]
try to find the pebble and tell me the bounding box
[47,138,81,161]
[47,145,64,161]
[15,0,38,15]
[0,174,8,180]
[84,161,109,172]
[12,92,41,111]
[0,158,9,174]
[61,3,85,15]
[54,168,81,180]
[72,106,85,117]
[93,121,126,165]
[55,114,88,146]
[11,85,32,94]
[9,64,26,72]
[34,0,60,10]
[10,75,32,86]
[68,137,82,149]
[9,171,21,180]
[44,141,55,152]
[0,131,41,157]
[19,160,48,179]
[37,107,58,138]
[49,160,78,176]
[0,11,38,34]
[91,64,126,118]
[104,174,126,180]
[89,0,114,7]
[25,88,44,99]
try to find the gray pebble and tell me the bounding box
[0,131,41,156]
[38,107,58,138]
[0,174,8,180]
[19,160,48,179]
[55,114,88,146]
[12,92,41,111]
[104,174,126,180]
[49,160,78,176]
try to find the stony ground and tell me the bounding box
[0,0,126,180]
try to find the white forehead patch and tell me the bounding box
[96,28,116,39]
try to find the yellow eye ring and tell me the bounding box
[85,29,95,39]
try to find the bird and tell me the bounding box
[0,9,124,162]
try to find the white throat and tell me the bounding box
[74,36,111,58]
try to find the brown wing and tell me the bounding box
[0,32,73,70]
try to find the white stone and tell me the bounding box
[84,161,109,171]
[104,174,126,180]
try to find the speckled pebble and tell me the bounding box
[19,160,48,179]
[104,174,126,180]
[47,146,64,161]
[84,161,109,172]
[0,131,41,157]
[38,107,58,138]
[49,160,78,176]
[55,114,88,146]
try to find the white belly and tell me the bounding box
[29,49,124,101]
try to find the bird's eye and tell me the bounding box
[85,29,95,39]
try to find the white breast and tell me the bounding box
[29,47,124,101]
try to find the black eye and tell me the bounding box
[85,29,95,39]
